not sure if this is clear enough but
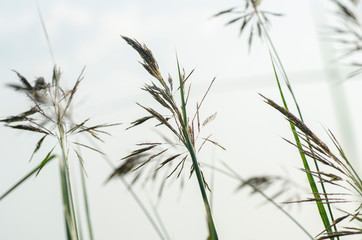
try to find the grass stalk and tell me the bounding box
[52,66,79,239]
[250,2,337,236]
[221,162,315,240]
[58,131,80,240]
[87,137,167,240]
[209,152,216,211]
[36,3,55,65]
[177,58,218,240]
[80,161,94,240]
[270,57,336,236]
[111,168,167,240]
[149,200,171,240]
[59,163,73,239]
[35,11,82,238]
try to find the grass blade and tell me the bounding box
[0,155,55,201]
[267,57,334,235]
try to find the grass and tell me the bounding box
[112,36,220,239]
[1,67,118,239]
[1,0,362,239]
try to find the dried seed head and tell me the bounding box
[113,37,221,192]
[3,66,115,170]
[213,1,282,51]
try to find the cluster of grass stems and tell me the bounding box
[1,0,362,239]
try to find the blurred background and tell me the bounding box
[0,0,361,239]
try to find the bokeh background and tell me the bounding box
[1,0,361,239]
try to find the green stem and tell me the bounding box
[59,161,73,240]
[271,58,334,235]
[177,57,218,240]
[59,126,80,240]
[251,2,336,236]
[80,164,94,240]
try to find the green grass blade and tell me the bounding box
[177,57,218,240]
[0,155,55,201]
[270,57,335,236]
[246,3,338,235]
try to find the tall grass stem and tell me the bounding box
[177,58,218,240]
[250,1,336,236]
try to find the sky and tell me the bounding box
[1,1,362,240]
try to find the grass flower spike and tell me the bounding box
[110,36,223,239]
[1,66,117,240]
[261,94,362,239]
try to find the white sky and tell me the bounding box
[1,1,362,240]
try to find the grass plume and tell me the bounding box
[109,36,223,239]
[1,66,117,239]
[261,94,362,239]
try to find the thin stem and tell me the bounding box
[59,126,80,240]
[36,3,56,65]
[59,160,73,240]
[149,199,171,240]
[73,136,95,240]
[209,151,216,211]
[177,57,218,240]
[112,167,167,240]
[251,1,336,236]
[80,164,94,240]
[271,56,335,235]
[221,162,315,240]
[86,137,167,240]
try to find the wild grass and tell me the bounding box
[213,0,362,239]
[110,36,221,239]
[1,0,362,239]
[0,67,117,239]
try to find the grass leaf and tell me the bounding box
[0,155,55,201]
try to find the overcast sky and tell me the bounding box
[1,1,361,240]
